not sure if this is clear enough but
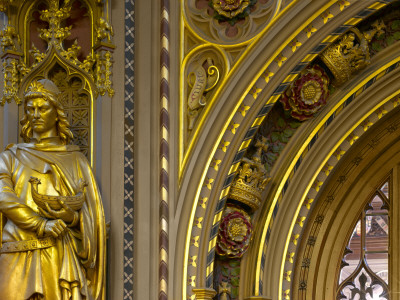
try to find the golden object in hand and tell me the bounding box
[29,176,87,211]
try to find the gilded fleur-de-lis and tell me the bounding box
[218,282,231,300]
[289,39,301,52]
[304,25,317,38]
[321,10,333,24]
[338,0,350,11]
[262,69,274,83]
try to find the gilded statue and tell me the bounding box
[0,79,106,299]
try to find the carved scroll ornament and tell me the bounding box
[187,57,220,130]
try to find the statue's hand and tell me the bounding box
[44,219,67,238]
[44,200,77,224]
[38,206,56,219]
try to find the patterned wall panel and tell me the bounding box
[50,69,91,158]
[124,0,135,299]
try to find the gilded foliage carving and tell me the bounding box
[367,2,400,54]
[0,0,115,106]
[1,55,21,105]
[0,26,19,52]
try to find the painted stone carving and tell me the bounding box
[187,58,220,131]
[216,206,253,258]
[280,65,330,121]
[211,0,255,23]
[185,0,288,43]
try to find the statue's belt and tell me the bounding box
[0,237,56,253]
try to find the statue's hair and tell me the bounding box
[20,79,74,144]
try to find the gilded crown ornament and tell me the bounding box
[216,206,253,258]
[229,137,270,212]
[321,20,385,86]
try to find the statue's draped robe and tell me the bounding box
[0,143,105,300]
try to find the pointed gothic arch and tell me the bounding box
[175,1,400,299]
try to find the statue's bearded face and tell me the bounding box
[26,97,58,137]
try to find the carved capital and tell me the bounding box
[192,287,217,300]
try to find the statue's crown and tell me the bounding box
[24,79,60,102]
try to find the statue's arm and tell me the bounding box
[0,151,47,234]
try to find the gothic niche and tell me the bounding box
[209,3,398,300]
[48,64,91,158]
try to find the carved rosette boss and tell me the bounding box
[216,206,253,258]
[211,0,252,19]
[280,65,330,121]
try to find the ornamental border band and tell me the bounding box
[0,79,106,300]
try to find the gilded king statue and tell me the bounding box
[0,79,106,299]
